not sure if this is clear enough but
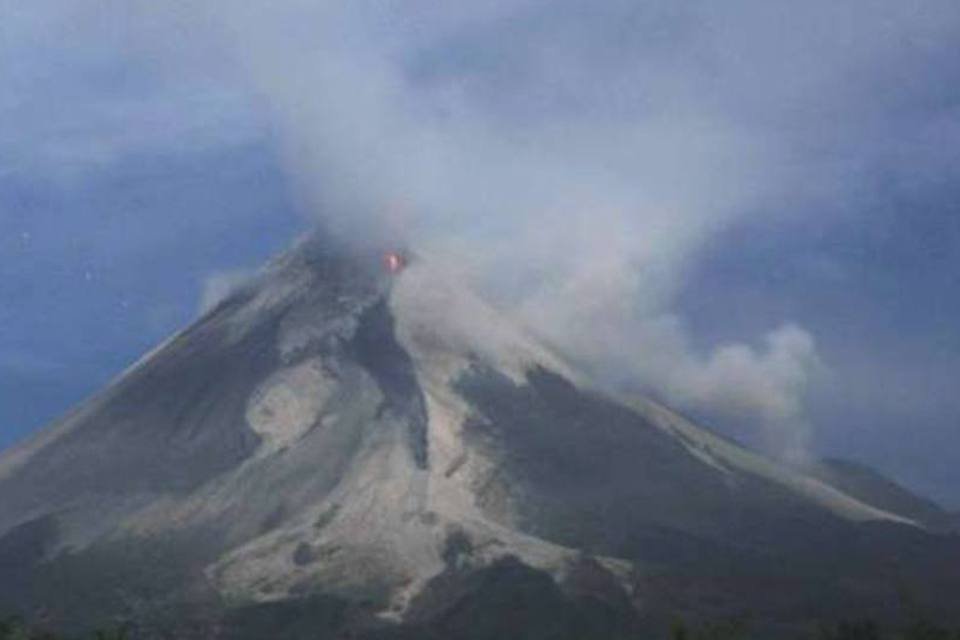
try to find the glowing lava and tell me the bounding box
[384,251,405,274]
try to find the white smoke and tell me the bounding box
[131,0,958,457]
[681,325,817,423]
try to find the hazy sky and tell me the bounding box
[2,1,959,506]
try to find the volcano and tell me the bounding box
[1,234,958,639]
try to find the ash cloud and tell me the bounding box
[139,1,957,458]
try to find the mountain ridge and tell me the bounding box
[1,233,958,637]
[807,457,955,532]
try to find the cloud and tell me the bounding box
[682,325,817,423]
[674,324,819,463]
[117,1,960,456]
[0,1,261,182]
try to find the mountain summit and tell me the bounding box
[1,234,957,638]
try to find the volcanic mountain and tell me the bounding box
[1,234,958,639]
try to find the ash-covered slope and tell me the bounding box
[808,458,956,532]
[1,234,957,638]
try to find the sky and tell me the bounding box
[1,1,959,507]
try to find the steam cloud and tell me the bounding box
[144,1,956,458]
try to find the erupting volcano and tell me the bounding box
[0,232,958,639]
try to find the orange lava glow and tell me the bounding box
[384,252,405,274]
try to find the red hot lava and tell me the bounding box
[384,251,406,274]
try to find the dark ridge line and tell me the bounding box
[349,298,430,469]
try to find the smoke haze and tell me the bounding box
[126,0,955,459]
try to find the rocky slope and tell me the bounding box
[1,234,957,638]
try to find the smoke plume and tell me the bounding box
[140,0,958,458]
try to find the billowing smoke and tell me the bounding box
[142,1,956,458]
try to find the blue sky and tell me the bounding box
[2,1,959,507]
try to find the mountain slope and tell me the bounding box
[0,234,957,637]
[808,458,955,532]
